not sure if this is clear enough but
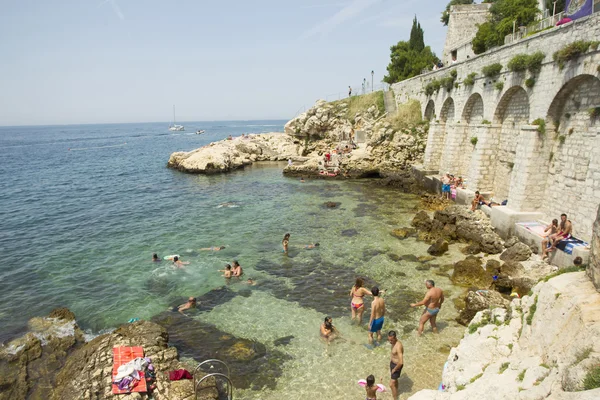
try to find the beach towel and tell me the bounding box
[516,221,547,237]
[555,237,589,255]
[112,347,147,394]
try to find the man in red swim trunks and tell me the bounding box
[546,213,572,256]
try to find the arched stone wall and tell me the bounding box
[440,97,455,123]
[424,100,435,121]
[492,86,530,202]
[438,98,457,174]
[462,93,484,124]
[543,75,600,239]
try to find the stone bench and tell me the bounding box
[514,221,590,268]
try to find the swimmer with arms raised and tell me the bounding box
[172,256,190,269]
[410,279,444,335]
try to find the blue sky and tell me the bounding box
[0,0,450,125]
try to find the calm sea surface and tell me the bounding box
[0,121,467,399]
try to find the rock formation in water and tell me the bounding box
[407,271,600,399]
[167,98,428,178]
[0,308,218,400]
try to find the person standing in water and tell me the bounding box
[368,287,385,345]
[282,233,290,254]
[349,278,372,325]
[410,279,444,335]
[387,330,404,399]
[231,260,243,277]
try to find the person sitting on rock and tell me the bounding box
[540,219,559,259]
[471,191,488,211]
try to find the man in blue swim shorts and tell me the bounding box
[368,286,386,345]
[410,279,445,336]
[441,173,451,200]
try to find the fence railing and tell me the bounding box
[504,11,565,45]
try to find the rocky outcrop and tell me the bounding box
[456,289,510,326]
[0,310,218,400]
[428,239,449,256]
[500,241,532,262]
[588,204,600,291]
[167,133,302,173]
[408,271,600,400]
[451,256,492,287]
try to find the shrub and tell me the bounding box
[495,81,504,91]
[589,107,600,119]
[553,41,593,70]
[482,63,503,77]
[568,128,574,135]
[441,76,455,91]
[508,54,529,72]
[527,51,546,73]
[482,119,491,125]
[525,78,535,88]
[470,373,483,383]
[463,72,477,86]
[558,135,566,144]
[455,82,460,89]
[457,384,466,391]
[591,41,600,51]
[542,264,585,282]
[425,79,441,96]
[531,118,545,135]
[583,366,600,390]
[517,369,526,382]
[574,347,593,365]
[540,363,550,369]
[471,137,478,146]
[499,362,510,374]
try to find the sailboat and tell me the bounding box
[168,105,185,131]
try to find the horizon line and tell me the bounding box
[0,118,291,129]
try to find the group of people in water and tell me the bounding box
[153,231,444,399]
[320,276,444,399]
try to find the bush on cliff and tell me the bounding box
[472,0,540,54]
[383,16,439,84]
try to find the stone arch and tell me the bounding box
[462,93,484,124]
[542,74,600,240]
[491,86,530,202]
[440,97,455,122]
[424,100,435,121]
[493,86,529,124]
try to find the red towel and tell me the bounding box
[169,369,193,381]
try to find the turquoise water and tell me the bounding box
[0,121,468,399]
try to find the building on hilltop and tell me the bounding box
[442,3,492,66]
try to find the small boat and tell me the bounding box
[168,105,185,131]
[196,130,205,134]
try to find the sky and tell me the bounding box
[0,0,451,125]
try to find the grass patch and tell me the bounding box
[525,77,535,88]
[540,363,550,369]
[388,100,421,129]
[488,335,499,340]
[574,347,593,365]
[481,119,491,125]
[495,81,504,91]
[531,118,546,135]
[508,343,513,350]
[589,107,600,119]
[470,373,483,383]
[526,295,538,325]
[470,137,478,146]
[517,369,526,381]
[331,91,385,121]
[541,265,586,282]
[555,293,561,299]
[482,63,503,78]
[583,365,600,390]
[499,362,510,374]
[558,134,566,144]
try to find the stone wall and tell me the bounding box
[590,205,600,291]
[442,4,492,65]
[392,13,600,241]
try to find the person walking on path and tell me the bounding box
[387,330,404,399]
[348,86,352,97]
[368,287,385,345]
[410,279,444,335]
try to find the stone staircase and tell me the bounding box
[383,90,397,114]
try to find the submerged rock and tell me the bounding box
[451,256,493,287]
[427,239,449,256]
[323,201,341,209]
[391,227,415,239]
[341,228,359,237]
[273,335,295,346]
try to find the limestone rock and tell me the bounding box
[451,256,492,287]
[412,211,433,231]
[588,204,600,291]
[456,290,510,326]
[499,242,532,262]
[391,227,415,239]
[427,239,449,256]
[504,236,520,248]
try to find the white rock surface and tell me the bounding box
[408,271,600,400]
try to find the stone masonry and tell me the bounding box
[392,13,600,241]
[442,4,492,65]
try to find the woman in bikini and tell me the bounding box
[282,233,290,254]
[350,277,372,325]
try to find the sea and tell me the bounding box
[0,121,468,399]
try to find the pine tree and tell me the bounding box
[408,16,425,52]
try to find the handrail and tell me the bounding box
[193,358,231,377]
[195,372,233,400]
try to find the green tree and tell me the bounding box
[545,0,566,14]
[384,17,438,84]
[472,0,540,54]
[441,0,475,26]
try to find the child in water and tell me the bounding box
[220,264,232,278]
[359,374,386,400]
[282,233,290,253]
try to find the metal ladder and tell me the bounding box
[193,359,233,400]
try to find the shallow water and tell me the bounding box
[0,122,469,399]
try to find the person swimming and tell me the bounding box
[244,278,256,285]
[200,246,226,251]
[172,256,190,269]
[219,264,232,278]
[304,242,320,249]
[231,260,243,277]
[152,253,161,262]
[175,297,197,315]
